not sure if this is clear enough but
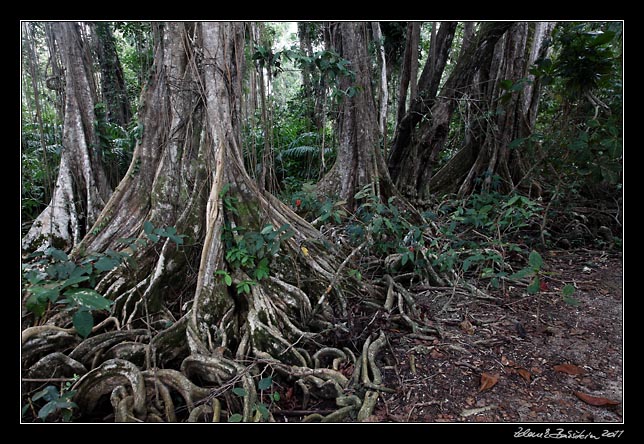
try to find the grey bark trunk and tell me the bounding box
[316,22,396,209]
[93,22,132,127]
[428,22,553,197]
[23,22,112,252]
[389,22,511,199]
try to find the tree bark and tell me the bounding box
[316,22,397,209]
[387,21,458,189]
[93,22,132,127]
[428,22,555,197]
[23,22,112,252]
[388,22,512,199]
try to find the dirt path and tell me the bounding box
[371,249,623,422]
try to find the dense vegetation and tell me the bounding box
[21,21,622,423]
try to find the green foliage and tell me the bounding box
[29,379,79,422]
[531,21,622,204]
[228,375,279,422]
[428,190,544,287]
[23,222,185,336]
[23,247,116,330]
[217,186,294,295]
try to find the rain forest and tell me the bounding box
[20,21,623,423]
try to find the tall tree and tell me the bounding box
[316,22,397,209]
[387,21,511,198]
[22,22,112,252]
[93,22,132,127]
[429,22,556,196]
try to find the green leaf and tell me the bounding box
[509,267,532,280]
[561,284,576,297]
[143,221,154,234]
[65,288,112,310]
[61,274,90,289]
[589,31,615,47]
[272,392,281,402]
[499,79,513,90]
[508,138,527,149]
[260,224,275,235]
[224,274,232,286]
[146,233,160,243]
[21,404,30,417]
[258,376,272,391]
[73,310,94,338]
[228,413,243,422]
[46,248,69,262]
[26,294,46,317]
[527,276,540,294]
[528,250,543,270]
[256,403,270,419]
[32,386,59,402]
[563,295,581,306]
[232,387,247,397]
[38,402,58,420]
[94,256,121,273]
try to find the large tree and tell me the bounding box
[22,22,112,252]
[23,21,387,423]
[429,22,556,196]
[316,22,397,209]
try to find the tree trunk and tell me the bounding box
[387,21,458,191]
[22,22,112,252]
[371,22,388,140]
[429,22,555,197]
[316,22,397,209]
[388,22,512,199]
[93,22,132,127]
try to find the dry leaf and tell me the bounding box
[479,372,500,392]
[430,349,445,359]
[554,363,585,375]
[574,391,620,407]
[501,355,512,366]
[460,319,475,335]
[517,368,531,382]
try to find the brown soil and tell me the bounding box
[367,249,623,423]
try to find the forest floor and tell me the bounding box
[272,248,623,423]
[367,248,624,423]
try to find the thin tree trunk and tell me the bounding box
[396,22,413,125]
[387,21,458,188]
[23,23,54,203]
[93,22,132,127]
[371,22,388,141]
[409,22,421,104]
[23,22,112,252]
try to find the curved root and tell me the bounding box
[69,330,150,368]
[72,358,147,418]
[27,352,87,380]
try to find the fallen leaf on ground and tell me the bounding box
[460,319,475,335]
[479,372,500,392]
[501,355,514,366]
[554,363,585,375]
[574,391,620,407]
[517,368,531,382]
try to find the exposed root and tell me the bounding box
[27,352,87,380]
[69,329,150,368]
[72,359,147,418]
